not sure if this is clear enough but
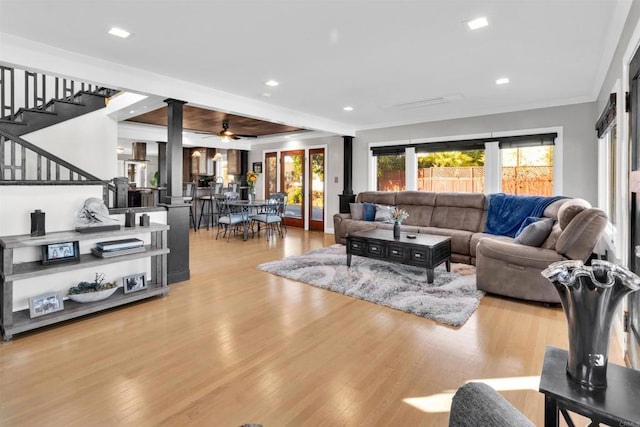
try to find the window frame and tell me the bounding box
[368,127,563,195]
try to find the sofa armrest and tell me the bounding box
[449,382,534,427]
[333,213,352,244]
[555,208,607,260]
[477,237,565,270]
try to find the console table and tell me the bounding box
[539,346,640,427]
[0,224,169,340]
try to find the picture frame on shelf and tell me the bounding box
[41,241,80,265]
[28,291,64,318]
[253,162,263,174]
[123,273,147,294]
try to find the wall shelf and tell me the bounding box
[0,223,169,340]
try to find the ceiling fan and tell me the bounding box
[219,121,258,141]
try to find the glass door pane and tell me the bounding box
[265,152,278,197]
[309,148,324,231]
[281,150,304,228]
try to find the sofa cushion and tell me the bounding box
[557,198,591,229]
[397,204,434,227]
[363,203,377,221]
[514,218,554,247]
[556,208,607,260]
[342,219,379,236]
[375,204,393,221]
[395,191,437,206]
[350,203,364,220]
[543,198,570,219]
[431,193,486,232]
[541,223,562,249]
[417,227,473,256]
[470,233,514,259]
[357,191,397,206]
[395,191,437,227]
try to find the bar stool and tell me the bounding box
[197,184,216,230]
[183,182,197,231]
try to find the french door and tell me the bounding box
[281,150,305,228]
[309,148,325,231]
[628,45,640,369]
[264,148,325,231]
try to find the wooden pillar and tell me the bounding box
[157,141,167,203]
[240,150,249,200]
[160,99,190,284]
[338,135,356,213]
[165,99,186,204]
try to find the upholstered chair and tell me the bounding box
[449,382,534,426]
[475,199,607,303]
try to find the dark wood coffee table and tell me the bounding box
[346,229,451,284]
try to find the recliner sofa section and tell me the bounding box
[333,191,607,304]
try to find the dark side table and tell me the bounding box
[539,346,640,427]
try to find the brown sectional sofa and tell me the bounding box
[333,191,607,304]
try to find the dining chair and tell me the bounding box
[215,192,249,241]
[251,192,286,239]
[272,192,288,234]
[196,184,215,230]
[214,182,224,195]
[183,181,197,231]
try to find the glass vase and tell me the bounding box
[542,259,640,390]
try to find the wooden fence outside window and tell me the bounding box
[378,166,552,196]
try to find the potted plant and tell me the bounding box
[67,273,117,303]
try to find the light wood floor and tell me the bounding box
[0,227,624,426]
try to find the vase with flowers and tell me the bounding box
[388,207,409,239]
[246,171,258,201]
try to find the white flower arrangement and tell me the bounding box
[388,207,409,224]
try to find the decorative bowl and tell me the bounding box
[68,287,118,303]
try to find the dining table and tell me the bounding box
[226,199,269,240]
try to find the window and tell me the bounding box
[376,153,406,191]
[417,150,485,193]
[598,125,617,224]
[501,146,553,196]
[596,92,618,225]
[370,131,557,194]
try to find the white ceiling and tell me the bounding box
[0,0,633,135]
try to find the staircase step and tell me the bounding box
[0,82,116,136]
[45,99,87,115]
[11,108,58,122]
[0,119,27,133]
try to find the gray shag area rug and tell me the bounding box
[257,244,484,327]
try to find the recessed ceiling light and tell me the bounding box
[108,27,131,39]
[466,17,488,31]
[496,77,510,85]
[265,80,279,87]
[261,92,271,98]
[129,110,135,114]
[343,106,354,111]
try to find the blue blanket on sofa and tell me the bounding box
[484,193,566,237]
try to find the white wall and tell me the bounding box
[21,108,118,179]
[355,102,597,203]
[0,185,167,310]
[592,0,640,357]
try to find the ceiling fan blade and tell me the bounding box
[235,134,258,138]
